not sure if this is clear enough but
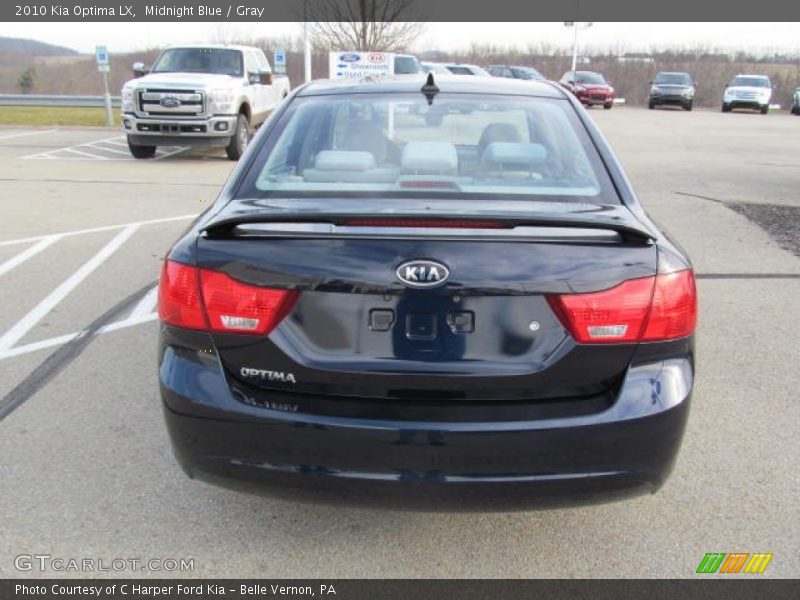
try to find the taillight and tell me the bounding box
[199,269,298,335]
[641,270,697,341]
[158,261,207,330]
[158,260,297,335]
[343,219,506,228]
[547,270,696,344]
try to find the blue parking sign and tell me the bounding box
[274,49,286,75]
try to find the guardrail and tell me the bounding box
[0,94,121,108]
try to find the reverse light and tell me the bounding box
[158,261,297,335]
[547,270,697,344]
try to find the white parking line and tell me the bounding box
[0,309,158,361]
[0,214,196,247]
[0,225,139,352]
[63,146,110,160]
[0,236,61,277]
[0,129,58,141]
[22,135,188,161]
[128,286,158,320]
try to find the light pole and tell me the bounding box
[303,1,312,83]
[564,22,593,80]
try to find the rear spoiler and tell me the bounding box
[201,213,655,244]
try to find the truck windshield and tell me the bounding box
[151,48,243,77]
[237,93,620,205]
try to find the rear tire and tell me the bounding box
[225,114,250,161]
[722,103,731,113]
[683,101,693,111]
[760,105,769,115]
[648,100,655,110]
[792,105,800,115]
[127,139,156,159]
[603,101,613,110]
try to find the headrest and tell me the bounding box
[314,150,376,172]
[481,143,547,170]
[401,142,458,174]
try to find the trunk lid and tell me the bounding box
[197,199,657,402]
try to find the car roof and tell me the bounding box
[733,74,769,79]
[656,71,691,76]
[296,74,566,98]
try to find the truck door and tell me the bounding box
[244,50,265,119]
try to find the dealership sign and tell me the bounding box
[328,52,392,80]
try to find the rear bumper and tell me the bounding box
[160,346,693,510]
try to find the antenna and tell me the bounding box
[420,72,439,105]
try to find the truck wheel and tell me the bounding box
[760,105,769,114]
[127,139,156,159]
[683,101,693,111]
[603,101,613,110]
[648,100,655,110]
[226,114,250,161]
[722,103,731,112]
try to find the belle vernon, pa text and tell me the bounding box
[35,4,267,18]
[16,583,338,597]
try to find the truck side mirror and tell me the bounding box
[260,70,274,85]
[132,62,148,78]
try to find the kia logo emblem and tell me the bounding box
[396,260,450,288]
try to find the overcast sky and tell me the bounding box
[0,22,798,55]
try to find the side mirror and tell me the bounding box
[649,80,654,84]
[132,62,148,78]
[260,70,273,85]
[725,83,730,88]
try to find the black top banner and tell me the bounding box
[3,0,800,22]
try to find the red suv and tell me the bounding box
[559,71,615,109]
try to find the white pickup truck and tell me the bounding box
[121,45,290,160]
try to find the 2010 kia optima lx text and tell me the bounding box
[157,74,697,510]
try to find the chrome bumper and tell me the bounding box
[122,113,237,138]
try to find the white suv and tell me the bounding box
[722,74,772,114]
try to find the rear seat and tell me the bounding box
[303,150,400,183]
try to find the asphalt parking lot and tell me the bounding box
[0,108,798,578]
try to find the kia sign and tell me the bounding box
[329,51,392,80]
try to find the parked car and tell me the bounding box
[648,72,695,111]
[442,63,493,77]
[393,54,423,75]
[121,45,290,160]
[420,61,450,74]
[158,75,697,509]
[722,74,772,114]
[559,71,615,109]
[791,85,800,115]
[487,65,545,80]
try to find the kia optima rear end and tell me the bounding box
[158,76,696,510]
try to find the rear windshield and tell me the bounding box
[151,48,243,77]
[655,73,692,85]
[731,76,770,87]
[237,93,619,205]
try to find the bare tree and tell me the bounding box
[304,0,425,51]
